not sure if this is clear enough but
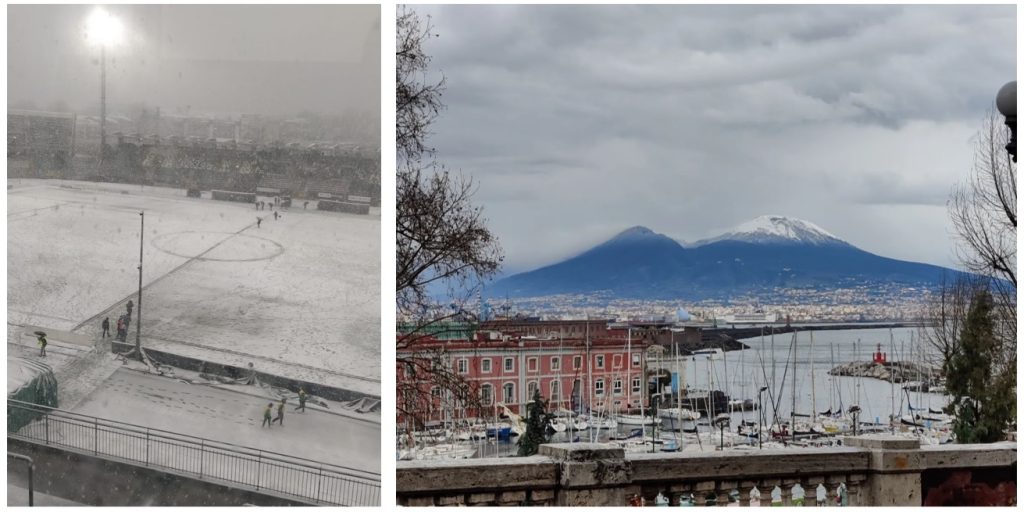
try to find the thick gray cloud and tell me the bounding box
[8,5,380,116]
[416,4,1015,274]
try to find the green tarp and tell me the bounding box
[7,357,59,432]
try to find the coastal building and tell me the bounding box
[397,324,657,426]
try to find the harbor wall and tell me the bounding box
[396,437,1016,506]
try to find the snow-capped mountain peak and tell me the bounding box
[695,215,847,246]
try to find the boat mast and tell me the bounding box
[739,334,746,425]
[889,329,897,428]
[791,331,797,443]
[829,343,835,414]
[810,331,816,418]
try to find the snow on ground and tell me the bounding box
[8,180,380,393]
[7,483,85,506]
[71,369,381,473]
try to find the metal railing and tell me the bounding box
[7,399,379,506]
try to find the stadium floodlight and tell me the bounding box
[85,8,123,163]
[85,8,123,47]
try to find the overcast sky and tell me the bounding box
[416,5,1016,274]
[8,5,380,116]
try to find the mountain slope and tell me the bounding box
[486,217,962,300]
[489,226,693,297]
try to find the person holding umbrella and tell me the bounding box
[36,331,48,357]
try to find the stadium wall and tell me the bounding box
[110,341,379,402]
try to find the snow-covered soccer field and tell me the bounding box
[8,180,380,394]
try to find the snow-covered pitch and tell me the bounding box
[8,180,380,395]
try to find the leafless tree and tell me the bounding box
[947,107,1017,355]
[395,7,503,430]
[920,274,986,368]
[397,6,444,165]
[950,108,1016,289]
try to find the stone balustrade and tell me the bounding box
[396,437,1016,506]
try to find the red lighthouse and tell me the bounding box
[872,343,887,364]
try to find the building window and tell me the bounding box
[550,380,561,403]
[613,379,623,396]
[595,379,605,396]
[480,384,493,406]
[528,381,539,399]
[504,357,514,372]
[573,355,582,370]
[528,357,538,372]
[595,355,605,369]
[612,354,622,369]
[481,358,492,373]
[632,353,641,367]
[551,357,560,371]
[503,383,515,404]
[632,377,641,394]
[457,358,468,374]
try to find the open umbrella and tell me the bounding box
[33,331,47,337]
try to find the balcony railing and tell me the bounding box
[7,399,379,506]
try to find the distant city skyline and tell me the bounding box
[417,4,1016,275]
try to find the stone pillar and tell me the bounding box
[843,435,923,506]
[824,475,844,506]
[539,443,631,507]
[846,474,866,506]
[780,479,798,506]
[803,476,824,506]
[758,480,779,507]
[692,480,716,506]
[737,481,758,507]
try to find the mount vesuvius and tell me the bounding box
[485,216,962,300]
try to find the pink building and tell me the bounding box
[397,326,654,425]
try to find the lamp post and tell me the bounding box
[997,81,1016,162]
[86,9,123,164]
[758,386,768,449]
[714,413,730,451]
[136,211,144,360]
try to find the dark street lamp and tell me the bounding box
[997,81,1016,162]
[758,386,768,449]
[713,413,730,450]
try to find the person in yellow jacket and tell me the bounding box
[262,403,273,427]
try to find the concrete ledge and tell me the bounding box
[919,442,1017,469]
[843,435,920,450]
[396,442,1017,507]
[540,443,625,461]
[627,448,870,482]
[396,456,557,493]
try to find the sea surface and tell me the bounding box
[698,326,947,425]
